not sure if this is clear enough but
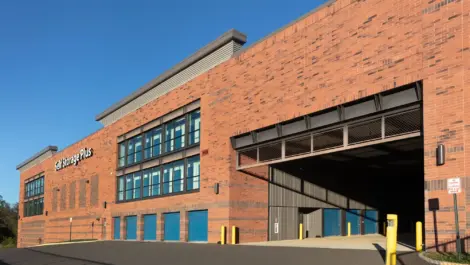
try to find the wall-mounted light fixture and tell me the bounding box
[45,211,48,216]
[103,201,107,209]
[86,180,90,184]
[436,144,445,166]
[214,183,219,195]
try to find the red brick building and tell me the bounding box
[16,0,470,250]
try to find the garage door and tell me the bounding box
[126,216,137,240]
[188,210,208,242]
[113,217,120,240]
[364,210,378,234]
[345,210,361,235]
[164,212,180,241]
[143,214,157,240]
[323,209,341,237]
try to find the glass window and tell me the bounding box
[144,127,162,159]
[143,167,161,198]
[127,136,143,165]
[118,142,126,167]
[189,110,201,145]
[163,160,184,194]
[165,117,186,153]
[25,176,45,199]
[23,197,43,217]
[187,156,200,190]
[133,172,142,199]
[118,176,125,201]
[125,174,134,200]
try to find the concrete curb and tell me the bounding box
[32,240,99,248]
[418,252,469,265]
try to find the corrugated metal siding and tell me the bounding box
[303,209,322,238]
[100,41,239,126]
[269,207,298,241]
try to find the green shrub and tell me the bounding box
[1,237,17,248]
[425,252,470,264]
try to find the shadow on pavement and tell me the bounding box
[373,243,386,262]
[25,248,113,265]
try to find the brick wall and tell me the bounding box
[18,0,470,248]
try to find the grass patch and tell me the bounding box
[425,252,470,264]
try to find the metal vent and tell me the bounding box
[348,118,382,145]
[285,136,311,157]
[313,128,343,151]
[259,142,282,162]
[385,109,421,137]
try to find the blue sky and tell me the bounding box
[0,0,325,203]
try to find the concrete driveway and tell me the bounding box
[0,241,429,265]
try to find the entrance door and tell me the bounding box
[113,217,120,240]
[164,212,180,241]
[125,216,137,240]
[364,210,378,234]
[345,210,361,235]
[323,209,341,237]
[143,214,157,240]
[188,210,208,242]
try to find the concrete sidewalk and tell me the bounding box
[242,234,414,251]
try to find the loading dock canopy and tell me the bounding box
[231,81,422,170]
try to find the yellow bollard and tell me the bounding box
[232,226,237,244]
[416,221,422,252]
[385,214,398,265]
[299,223,303,240]
[348,222,351,237]
[220,226,226,245]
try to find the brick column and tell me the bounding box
[121,216,125,240]
[158,214,164,241]
[180,211,188,242]
[137,214,143,241]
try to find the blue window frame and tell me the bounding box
[165,117,186,152]
[163,160,184,194]
[187,156,200,191]
[188,110,201,145]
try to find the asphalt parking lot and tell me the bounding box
[0,241,429,265]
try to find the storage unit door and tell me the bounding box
[143,214,157,241]
[113,217,121,240]
[125,216,137,240]
[345,210,361,235]
[323,209,341,237]
[188,210,208,242]
[364,210,378,234]
[164,212,180,241]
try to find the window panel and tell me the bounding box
[144,127,162,159]
[163,160,184,194]
[118,142,126,167]
[133,172,141,199]
[165,117,186,152]
[118,176,125,201]
[187,156,200,190]
[189,110,201,145]
[125,174,133,200]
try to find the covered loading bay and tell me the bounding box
[232,81,424,244]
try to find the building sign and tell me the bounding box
[447,177,461,194]
[55,148,93,171]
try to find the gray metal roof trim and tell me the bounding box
[95,29,247,121]
[16,146,59,170]
[233,0,336,57]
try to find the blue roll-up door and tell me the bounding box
[188,210,208,242]
[345,210,361,235]
[113,217,121,240]
[143,214,157,240]
[126,216,137,240]
[323,209,341,237]
[364,210,378,234]
[164,212,180,241]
